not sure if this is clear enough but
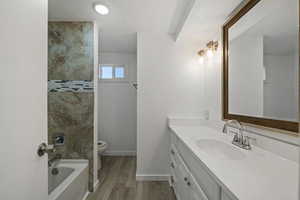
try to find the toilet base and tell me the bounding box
[97,155,102,171]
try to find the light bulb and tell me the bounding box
[207,49,213,58]
[94,4,109,15]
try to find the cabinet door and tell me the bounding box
[188,173,208,200]
[171,145,190,200]
[174,164,189,200]
[170,171,180,199]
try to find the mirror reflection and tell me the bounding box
[228,0,299,122]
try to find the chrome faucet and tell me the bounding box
[223,120,251,150]
[48,153,62,167]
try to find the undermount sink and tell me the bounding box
[196,139,245,160]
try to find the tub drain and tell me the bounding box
[52,168,59,175]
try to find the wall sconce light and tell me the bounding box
[197,50,205,64]
[197,40,218,64]
[206,41,218,58]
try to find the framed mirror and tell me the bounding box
[223,0,299,133]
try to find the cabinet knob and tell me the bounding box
[170,162,175,168]
[184,177,188,181]
[171,176,174,184]
[187,181,191,186]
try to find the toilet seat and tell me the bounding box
[97,140,107,153]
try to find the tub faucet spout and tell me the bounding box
[48,153,62,167]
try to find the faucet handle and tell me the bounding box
[222,124,228,134]
[233,133,239,142]
[243,136,256,150]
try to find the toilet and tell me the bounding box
[97,140,107,170]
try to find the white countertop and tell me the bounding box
[169,123,299,200]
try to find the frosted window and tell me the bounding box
[115,67,125,78]
[101,66,113,79]
[99,64,127,81]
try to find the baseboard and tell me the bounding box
[136,174,170,181]
[103,151,136,156]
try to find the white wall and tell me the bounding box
[229,35,264,117]
[203,35,223,122]
[137,32,205,179]
[264,54,298,121]
[98,52,137,155]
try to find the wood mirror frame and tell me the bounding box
[222,0,299,133]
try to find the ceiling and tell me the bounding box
[178,0,242,45]
[49,0,242,53]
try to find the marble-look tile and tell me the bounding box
[48,22,94,80]
[48,21,95,191]
[48,92,94,191]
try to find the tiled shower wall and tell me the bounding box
[48,22,94,191]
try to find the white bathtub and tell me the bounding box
[48,159,89,200]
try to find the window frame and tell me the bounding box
[99,64,128,82]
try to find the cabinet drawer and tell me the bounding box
[173,164,189,200]
[170,169,181,200]
[172,145,190,182]
[170,144,177,161]
[171,142,209,200]
[170,154,177,170]
[170,168,176,186]
[170,144,180,174]
[177,139,221,200]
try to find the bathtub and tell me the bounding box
[48,159,89,200]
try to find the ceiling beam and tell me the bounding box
[168,0,196,41]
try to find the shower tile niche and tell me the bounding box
[48,22,95,191]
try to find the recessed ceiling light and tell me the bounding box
[94,3,109,15]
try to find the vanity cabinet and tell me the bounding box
[170,144,208,200]
[170,133,237,200]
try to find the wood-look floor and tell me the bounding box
[87,156,176,200]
